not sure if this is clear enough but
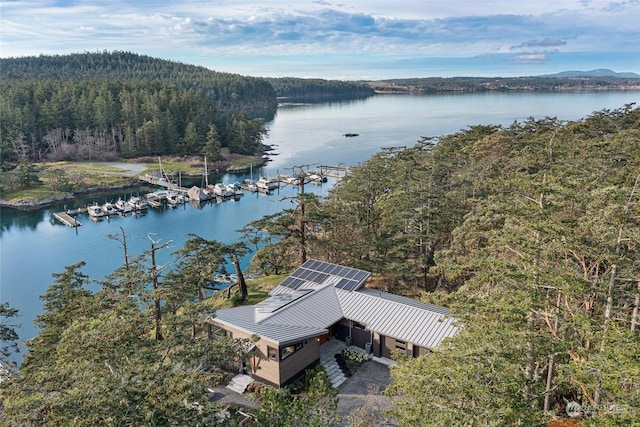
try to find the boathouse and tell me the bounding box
[206,259,458,387]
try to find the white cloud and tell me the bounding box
[0,0,637,76]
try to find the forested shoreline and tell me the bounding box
[368,75,640,94]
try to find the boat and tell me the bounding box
[227,182,244,196]
[127,196,148,211]
[211,183,233,198]
[101,201,118,216]
[188,185,209,202]
[277,174,301,185]
[146,189,169,200]
[115,198,133,214]
[243,179,258,192]
[256,176,278,191]
[308,171,328,183]
[87,203,105,219]
[166,191,186,206]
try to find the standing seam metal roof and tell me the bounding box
[337,289,458,348]
[213,305,327,345]
[212,261,458,349]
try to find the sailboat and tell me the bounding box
[243,163,258,192]
[188,157,211,201]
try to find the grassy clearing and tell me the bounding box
[210,274,287,310]
[1,154,259,203]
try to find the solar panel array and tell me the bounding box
[280,259,371,292]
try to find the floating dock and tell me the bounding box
[53,212,82,227]
[147,199,163,209]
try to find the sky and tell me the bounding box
[1,0,639,79]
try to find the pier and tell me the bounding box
[317,165,350,179]
[138,174,190,194]
[53,211,82,227]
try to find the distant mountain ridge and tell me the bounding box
[540,69,640,78]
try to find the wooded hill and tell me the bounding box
[265,77,374,100]
[0,52,277,168]
[0,51,276,111]
[246,104,640,425]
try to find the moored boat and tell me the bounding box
[127,196,148,211]
[167,191,186,206]
[256,176,278,191]
[115,198,133,214]
[188,185,209,202]
[101,201,118,216]
[87,203,105,219]
[227,182,244,196]
[211,183,233,198]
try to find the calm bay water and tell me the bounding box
[1,91,639,362]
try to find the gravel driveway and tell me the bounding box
[336,360,395,426]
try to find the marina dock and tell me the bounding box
[53,211,82,227]
[139,174,190,194]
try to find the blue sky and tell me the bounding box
[1,0,639,79]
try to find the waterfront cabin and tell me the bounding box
[206,259,458,388]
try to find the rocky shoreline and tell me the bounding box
[0,183,139,211]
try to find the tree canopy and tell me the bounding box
[248,104,640,425]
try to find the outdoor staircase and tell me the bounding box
[226,373,254,394]
[320,340,348,388]
[321,354,348,388]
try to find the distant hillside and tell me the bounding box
[0,51,277,111]
[540,69,640,78]
[265,77,374,100]
[366,74,640,94]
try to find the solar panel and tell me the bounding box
[296,269,311,280]
[335,278,354,290]
[344,269,358,279]
[308,259,322,270]
[280,277,296,288]
[343,280,361,292]
[314,273,328,284]
[301,259,315,268]
[279,259,370,293]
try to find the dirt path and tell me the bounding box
[95,162,148,176]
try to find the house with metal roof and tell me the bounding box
[207,259,458,387]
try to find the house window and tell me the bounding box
[280,342,304,360]
[395,340,406,351]
[353,322,366,330]
[267,346,277,360]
